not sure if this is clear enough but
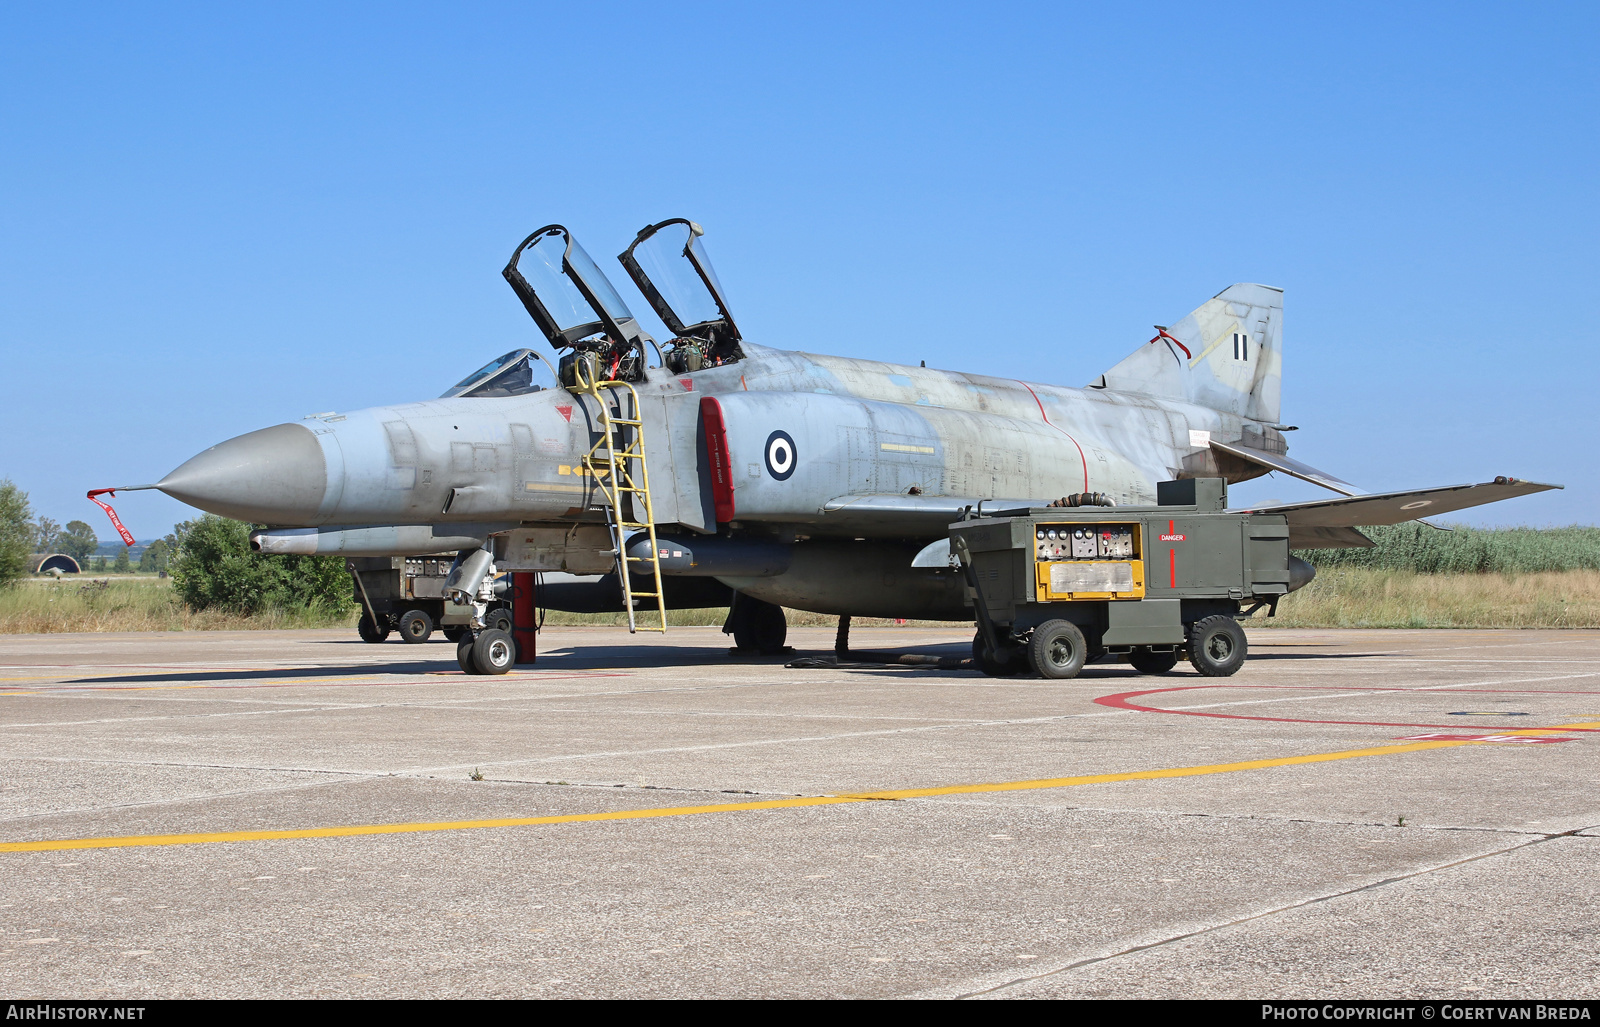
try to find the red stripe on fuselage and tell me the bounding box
[1017,381,1089,491]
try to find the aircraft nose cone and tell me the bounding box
[158,423,328,523]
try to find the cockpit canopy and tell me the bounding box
[498,218,745,384]
[439,348,559,399]
[619,219,742,367]
[503,226,647,351]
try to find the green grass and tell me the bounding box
[1298,523,1600,574]
[9,523,1600,634]
[1263,568,1600,629]
[0,576,357,633]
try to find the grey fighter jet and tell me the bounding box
[106,218,1558,661]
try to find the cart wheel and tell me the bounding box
[485,609,514,635]
[1129,648,1179,675]
[472,628,516,676]
[1028,619,1088,680]
[397,609,434,644]
[971,632,1023,677]
[442,625,468,644]
[456,636,479,674]
[357,612,390,643]
[1187,616,1247,677]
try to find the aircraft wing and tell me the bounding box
[1243,478,1562,549]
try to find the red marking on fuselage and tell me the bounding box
[679,379,694,391]
[1151,328,1192,359]
[1017,381,1089,490]
[700,396,736,523]
[555,405,573,422]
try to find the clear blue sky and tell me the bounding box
[2,2,1595,539]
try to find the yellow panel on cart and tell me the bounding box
[1034,559,1146,601]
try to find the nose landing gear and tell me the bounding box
[459,627,517,675]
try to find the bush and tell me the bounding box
[0,480,32,587]
[1298,523,1600,574]
[169,515,354,615]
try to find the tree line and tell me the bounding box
[0,479,350,616]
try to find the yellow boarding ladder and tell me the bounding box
[572,361,667,634]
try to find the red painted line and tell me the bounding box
[1168,548,1176,588]
[1017,381,1089,490]
[1094,684,1600,733]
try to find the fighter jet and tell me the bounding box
[98,217,1558,671]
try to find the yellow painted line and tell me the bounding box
[0,737,1492,854]
[1498,720,1600,734]
[846,740,1485,800]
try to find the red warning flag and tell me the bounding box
[86,489,137,546]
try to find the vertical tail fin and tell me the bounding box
[1092,283,1283,424]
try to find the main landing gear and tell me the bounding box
[724,594,788,654]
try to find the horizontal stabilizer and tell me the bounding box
[1245,478,1561,549]
[1209,439,1361,497]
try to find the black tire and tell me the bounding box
[1028,619,1088,680]
[456,636,479,674]
[972,632,1023,677]
[397,609,433,644]
[472,628,516,676]
[1129,648,1179,675]
[442,625,468,644]
[357,612,390,643]
[1187,616,1247,677]
[733,598,787,653]
[485,609,514,635]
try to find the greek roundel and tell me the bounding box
[764,430,797,480]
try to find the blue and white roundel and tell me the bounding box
[764,430,797,481]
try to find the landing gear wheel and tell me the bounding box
[732,597,787,654]
[972,632,1023,677]
[456,636,479,674]
[1129,648,1179,675]
[397,609,434,644]
[357,613,390,643]
[471,628,516,675]
[485,609,513,635]
[442,626,468,644]
[1187,616,1247,677]
[1028,619,1088,680]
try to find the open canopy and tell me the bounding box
[619,218,742,367]
[502,225,648,353]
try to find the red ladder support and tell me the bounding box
[512,572,538,664]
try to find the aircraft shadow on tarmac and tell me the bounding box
[63,661,451,685]
[58,643,1390,685]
